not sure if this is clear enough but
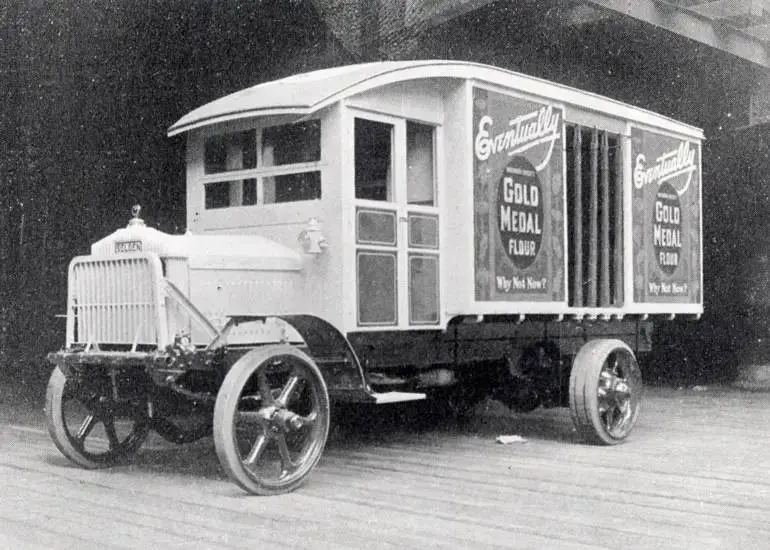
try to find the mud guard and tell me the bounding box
[277,315,424,404]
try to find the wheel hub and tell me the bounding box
[597,366,635,435]
[268,407,305,432]
[598,372,631,410]
[254,402,305,433]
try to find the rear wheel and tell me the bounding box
[569,339,642,445]
[45,366,149,468]
[213,345,330,495]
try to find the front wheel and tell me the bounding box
[213,345,330,495]
[45,366,150,468]
[569,339,642,445]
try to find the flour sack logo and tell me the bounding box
[652,182,682,275]
[497,157,543,269]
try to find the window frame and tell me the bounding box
[199,120,323,210]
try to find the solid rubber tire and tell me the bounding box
[569,339,642,445]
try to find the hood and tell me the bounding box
[90,216,303,271]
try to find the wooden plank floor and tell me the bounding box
[2,385,770,549]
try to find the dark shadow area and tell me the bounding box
[329,400,579,448]
[640,317,739,388]
[0,360,48,426]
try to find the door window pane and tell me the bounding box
[409,254,439,324]
[355,118,393,201]
[357,208,397,245]
[406,122,435,205]
[357,251,397,325]
[408,213,439,249]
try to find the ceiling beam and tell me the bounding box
[745,22,770,40]
[405,0,770,67]
[687,0,764,20]
[583,0,770,67]
[408,0,500,27]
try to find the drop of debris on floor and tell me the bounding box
[495,435,527,444]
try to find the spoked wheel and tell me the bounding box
[569,339,643,445]
[213,345,330,495]
[45,366,150,468]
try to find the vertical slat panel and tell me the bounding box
[600,131,611,307]
[117,258,124,341]
[128,259,134,341]
[109,260,116,341]
[86,263,94,342]
[614,136,624,306]
[139,259,148,342]
[587,128,599,307]
[572,127,583,307]
[74,266,82,342]
[133,259,140,342]
[78,264,86,342]
[97,262,104,342]
[81,264,88,342]
[90,262,96,342]
[142,259,151,342]
[97,262,103,340]
[100,262,105,339]
[100,261,106,342]
[114,259,121,341]
[68,257,157,346]
[132,259,139,341]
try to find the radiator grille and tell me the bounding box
[69,257,160,346]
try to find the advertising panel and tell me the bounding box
[473,87,565,302]
[631,127,701,303]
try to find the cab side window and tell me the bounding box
[202,121,321,209]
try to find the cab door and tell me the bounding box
[351,112,440,329]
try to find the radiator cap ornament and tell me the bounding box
[128,204,145,227]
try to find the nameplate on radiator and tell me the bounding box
[114,240,143,253]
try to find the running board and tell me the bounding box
[371,391,426,404]
[329,389,426,404]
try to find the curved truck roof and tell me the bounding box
[168,60,704,139]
